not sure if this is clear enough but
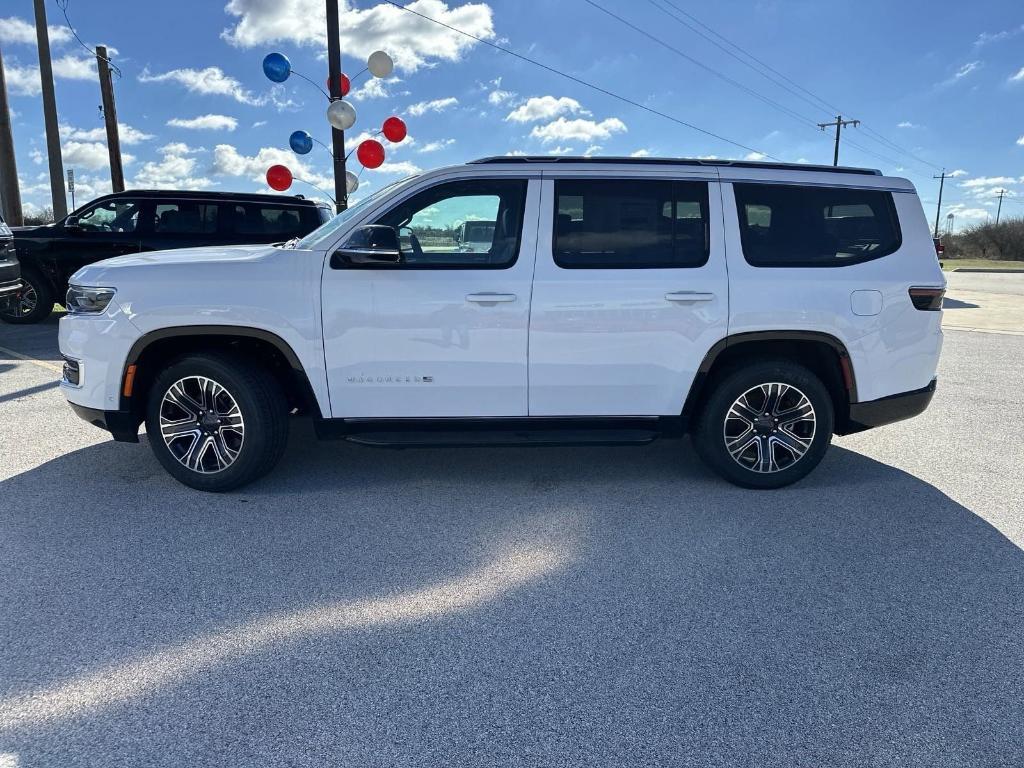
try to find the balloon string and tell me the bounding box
[344,130,384,161]
[294,177,336,204]
[290,69,331,100]
[312,137,337,161]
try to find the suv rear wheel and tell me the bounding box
[145,353,289,492]
[0,266,54,324]
[693,360,834,489]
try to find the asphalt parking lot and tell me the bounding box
[1,274,1023,767]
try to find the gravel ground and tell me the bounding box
[0,299,1022,767]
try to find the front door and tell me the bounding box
[529,173,728,416]
[322,176,539,418]
[60,197,143,278]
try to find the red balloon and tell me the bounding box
[266,164,293,191]
[382,116,407,143]
[357,139,385,169]
[325,73,350,96]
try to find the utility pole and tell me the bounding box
[932,170,946,239]
[33,0,67,220]
[817,114,860,166]
[0,44,24,225]
[325,0,347,212]
[995,189,1006,226]
[95,45,124,193]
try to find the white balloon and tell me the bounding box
[326,100,356,131]
[367,50,394,79]
[345,171,359,194]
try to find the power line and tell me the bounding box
[381,0,778,160]
[54,0,121,78]
[644,0,944,172]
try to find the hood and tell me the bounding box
[10,223,55,237]
[71,244,281,285]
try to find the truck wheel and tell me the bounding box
[0,267,54,324]
[692,360,834,489]
[144,353,289,492]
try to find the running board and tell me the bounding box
[313,416,686,447]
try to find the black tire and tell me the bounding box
[144,353,289,492]
[0,266,55,324]
[692,359,834,489]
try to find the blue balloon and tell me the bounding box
[289,130,313,155]
[262,52,291,83]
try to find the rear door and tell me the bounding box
[143,199,221,252]
[222,202,308,245]
[322,175,539,417]
[528,171,728,416]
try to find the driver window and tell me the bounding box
[374,179,527,267]
[77,200,140,233]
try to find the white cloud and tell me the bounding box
[62,123,155,145]
[1010,67,1024,83]
[948,169,968,177]
[62,141,136,171]
[630,149,651,158]
[134,143,213,189]
[530,116,626,144]
[583,145,602,157]
[350,76,404,101]
[138,66,260,105]
[974,24,1024,47]
[51,54,96,80]
[3,55,101,95]
[960,175,1017,188]
[506,96,588,123]
[211,143,333,190]
[4,65,42,96]
[167,114,239,131]
[897,121,918,129]
[947,61,982,84]
[418,138,455,153]
[488,88,514,105]
[407,97,458,116]
[221,0,495,72]
[369,160,423,176]
[0,16,71,45]
[1017,136,1024,146]
[744,151,767,161]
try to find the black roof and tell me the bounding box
[469,156,882,176]
[98,189,331,205]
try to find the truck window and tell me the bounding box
[734,183,901,267]
[553,179,710,268]
[154,202,218,234]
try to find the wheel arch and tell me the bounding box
[121,325,323,420]
[682,331,858,434]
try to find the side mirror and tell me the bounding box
[332,225,402,267]
[64,215,81,231]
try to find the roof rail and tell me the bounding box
[468,156,882,176]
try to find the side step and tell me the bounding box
[343,428,659,448]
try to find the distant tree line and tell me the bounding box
[23,207,55,226]
[944,217,1024,261]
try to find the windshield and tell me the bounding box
[294,176,419,249]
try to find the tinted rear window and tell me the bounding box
[734,183,901,267]
[554,179,709,269]
[229,204,306,238]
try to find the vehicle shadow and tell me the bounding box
[0,431,1021,766]
[0,314,63,363]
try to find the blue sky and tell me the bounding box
[1,0,1022,229]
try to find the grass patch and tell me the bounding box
[941,259,1024,272]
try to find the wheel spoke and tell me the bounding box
[771,430,811,460]
[728,401,760,425]
[159,375,245,475]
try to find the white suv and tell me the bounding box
[59,157,945,491]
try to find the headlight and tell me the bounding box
[66,285,116,314]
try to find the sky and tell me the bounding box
[1,0,1022,230]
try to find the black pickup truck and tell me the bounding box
[0,213,21,315]
[2,189,332,324]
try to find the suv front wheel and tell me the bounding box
[145,353,289,492]
[693,360,834,489]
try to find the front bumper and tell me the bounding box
[844,379,937,433]
[68,402,141,443]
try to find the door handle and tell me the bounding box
[466,293,517,303]
[665,291,715,303]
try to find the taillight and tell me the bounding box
[909,286,944,311]
[932,238,944,257]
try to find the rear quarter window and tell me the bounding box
[734,183,901,267]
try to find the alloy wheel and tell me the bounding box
[723,382,816,474]
[159,376,245,474]
[3,283,37,319]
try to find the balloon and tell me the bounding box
[367,50,394,78]
[326,100,356,131]
[289,130,313,155]
[266,164,293,191]
[381,116,407,143]
[262,52,291,83]
[357,139,385,169]
[345,171,359,194]
[326,73,351,96]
